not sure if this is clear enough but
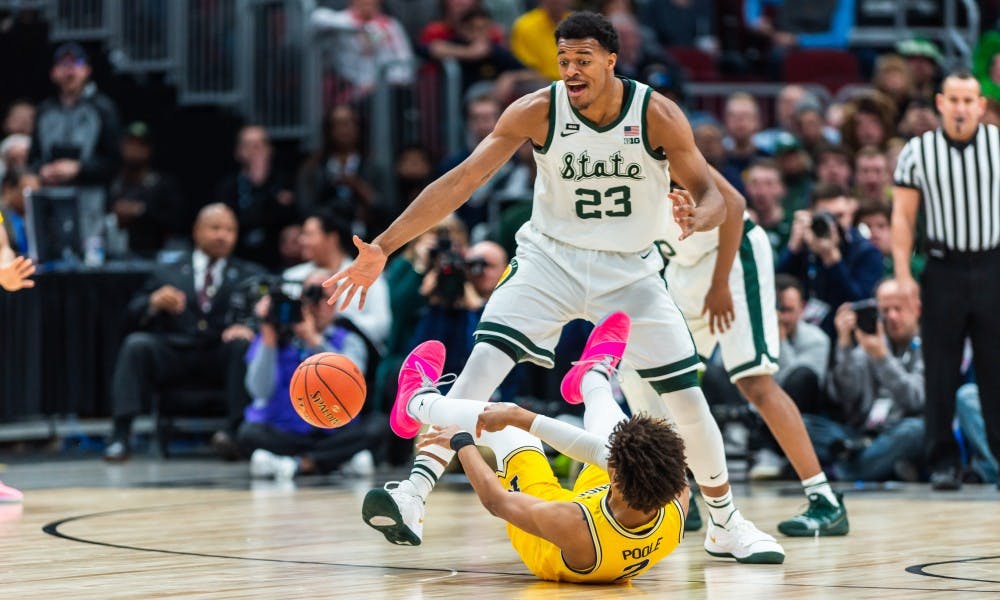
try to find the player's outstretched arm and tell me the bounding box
[418,425,546,531]
[477,403,609,469]
[324,90,548,309]
[647,93,725,238]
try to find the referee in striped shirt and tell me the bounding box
[892,71,1000,491]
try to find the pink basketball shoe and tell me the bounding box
[391,340,446,439]
[560,312,631,404]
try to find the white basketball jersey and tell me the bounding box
[531,78,671,253]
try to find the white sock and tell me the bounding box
[658,386,729,488]
[405,444,452,501]
[801,472,839,506]
[407,392,489,433]
[581,370,626,440]
[703,489,738,528]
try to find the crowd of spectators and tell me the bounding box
[2,0,999,485]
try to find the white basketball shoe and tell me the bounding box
[705,510,786,564]
[362,480,425,546]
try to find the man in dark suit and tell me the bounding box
[105,203,264,461]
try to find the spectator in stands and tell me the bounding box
[108,122,185,258]
[395,144,433,208]
[602,3,668,81]
[744,0,854,77]
[278,224,304,270]
[425,7,531,94]
[240,269,386,479]
[2,100,35,137]
[776,274,831,415]
[29,43,121,188]
[745,159,790,254]
[284,210,391,350]
[872,54,916,117]
[436,95,505,233]
[815,143,853,190]
[853,146,891,208]
[772,132,812,213]
[411,238,508,380]
[754,84,809,154]
[973,30,1000,102]
[640,0,716,52]
[104,204,266,462]
[722,92,765,177]
[855,202,925,280]
[311,0,415,100]
[510,0,572,81]
[777,184,883,337]
[794,99,839,160]
[840,92,896,154]
[216,125,297,271]
[418,0,504,50]
[744,0,854,51]
[811,278,925,481]
[297,105,379,237]
[897,97,940,138]
[896,38,943,101]
[694,121,745,197]
[0,170,39,255]
[0,134,30,182]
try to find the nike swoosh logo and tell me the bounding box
[709,471,724,480]
[560,130,579,137]
[640,249,653,259]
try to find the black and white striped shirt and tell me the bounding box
[894,124,1000,252]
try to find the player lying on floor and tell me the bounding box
[363,313,697,583]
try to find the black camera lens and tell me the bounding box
[810,212,835,238]
[302,284,325,303]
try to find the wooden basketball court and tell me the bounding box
[1,458,997,597]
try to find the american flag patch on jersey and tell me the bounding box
[624,125,640,137]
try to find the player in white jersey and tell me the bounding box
[326,12,785,563]
[625,169,849,536]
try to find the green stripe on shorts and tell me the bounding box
[648,371,700,394]
[635,354,701,380]
[474,322,555,366]
[739,220,768,359]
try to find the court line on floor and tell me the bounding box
[40,502,1000,593]
[906,556,1000,584]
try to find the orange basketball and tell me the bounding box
[289,352,366,429]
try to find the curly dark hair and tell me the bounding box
[606,415,687,513]
[553,12,619,55]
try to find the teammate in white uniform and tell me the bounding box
[327,12,785,563]
[626,170,849,536]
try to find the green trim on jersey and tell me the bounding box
[635,354,701,380]
[640,87,667,160]
[569,77,636,133]
[474,322,556,367]
[648,370,700,394]
[727,220,777,377]
[536,82,558,154]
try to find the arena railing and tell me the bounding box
[46,0,113,41]
[849,0,979,68]
[107,0,177,73]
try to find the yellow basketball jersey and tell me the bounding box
[502,457,685,584]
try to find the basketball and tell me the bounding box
[289,352,366,429]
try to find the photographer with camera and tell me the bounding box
[239,269,385,479]
[803,278,925,481]
[412,234,508,379]
[777,183,883,338]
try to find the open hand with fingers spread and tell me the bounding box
[0,256,36,292]
[323,235,387,310]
